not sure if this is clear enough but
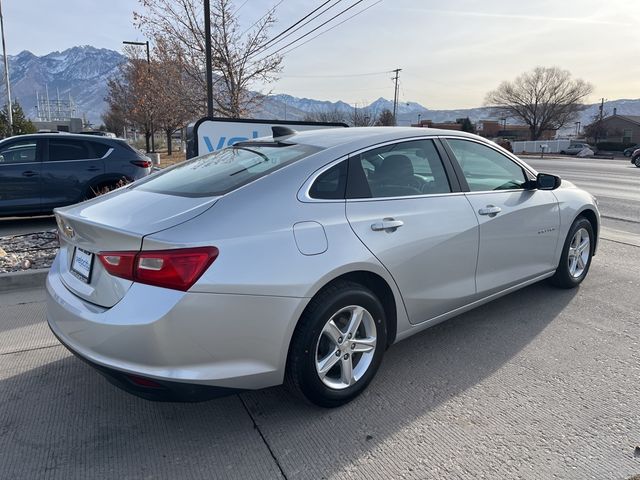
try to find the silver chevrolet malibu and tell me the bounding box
[46,127,599,407]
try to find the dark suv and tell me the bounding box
[0,133,152,217]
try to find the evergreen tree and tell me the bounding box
[456,117,476,133]
[0,101,37,137]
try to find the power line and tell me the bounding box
[239,0,285,37]
[276,0,384,57]
[280,69,391,78]
[258,0,340,53]
[254,0,367,60]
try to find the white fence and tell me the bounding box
[512,139,572,154]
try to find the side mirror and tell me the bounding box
[535,172,561,190]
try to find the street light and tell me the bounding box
[123,40,155,153]
[0,0,13,136]
[417,113,422,126]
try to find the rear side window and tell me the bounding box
[89,142,110,158]
[49,139,90,161]
[135,143,322,197]
[309,161,347,199]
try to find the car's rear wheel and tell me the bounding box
[550,217,594,289]
[286,280,387,408]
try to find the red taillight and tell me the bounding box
[131,160,152,168]
[98,247,218,291]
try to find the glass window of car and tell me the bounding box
[89,141,111,158]
[49,139,91,161]
[136,143,322,197]
[0,139,37,164]
[447,139,527,192]
[309,161,347,199]
[349,139,451,198]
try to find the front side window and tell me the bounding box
[447,139,527,192]
[136,143,322,197]
[349,139,451,199]
[0,140,37,164]
[49,139,90,161]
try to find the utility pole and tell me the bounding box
[204,0,214,118]
[392,68,401,126]
[0,0,13,136]
[599,98,605,122]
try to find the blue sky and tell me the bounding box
[3,0,639,108]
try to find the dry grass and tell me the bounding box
[159,150,187,168]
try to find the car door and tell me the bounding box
[41,137,105,209]
[444,137,560,297]
[344,138,479,324]
[0,138,42,215]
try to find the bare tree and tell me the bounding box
[134,0,282,117]
[375,108,395,126]
[105,52,156,152]
[151,38,198,154]
[349,104,376,127]
[485,67,593,140]
[303,107,346,124]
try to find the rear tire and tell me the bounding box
[549,217,594,289]
[286,280,387,408]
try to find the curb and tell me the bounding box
[0,268,49,292]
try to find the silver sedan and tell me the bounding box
[46,127,599,407]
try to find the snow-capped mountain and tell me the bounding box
[0,45,638,130]
[0,46,125,123]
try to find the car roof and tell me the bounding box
[275,126,482,149]
[0,133,125,143]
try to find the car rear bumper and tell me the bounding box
[46,254,306,399]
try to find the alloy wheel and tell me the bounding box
[315,305,377,390]
[568,227,590,278]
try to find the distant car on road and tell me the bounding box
[560,143,594,155]
[0,133,152,217]
[623,145,639,157]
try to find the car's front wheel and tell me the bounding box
[634,156,640,167]
[286,281,387,408]
[550,217,594,289]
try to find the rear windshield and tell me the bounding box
[134,143,322,197]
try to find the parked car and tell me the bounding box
[623,145,639,157]
[560,143,594,155]
[0,133,152,217]
[631,148,640,167]
[46,127,599,407]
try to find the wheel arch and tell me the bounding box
[83,174,132,199]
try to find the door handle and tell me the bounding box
[478,205,502,217]
[86,166,100,172]
[22,170,38,177]
[371,218,404,232]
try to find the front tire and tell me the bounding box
[550,217,594,289]
[286,280,387,408]
[634,156,640,167]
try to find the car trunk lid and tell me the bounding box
[54,188,219,307]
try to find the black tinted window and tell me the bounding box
[309,161,347,199]
[0,140,37,164]
[49,139,90,161]
[90,142,110,158]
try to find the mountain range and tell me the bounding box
[2,46,639,132]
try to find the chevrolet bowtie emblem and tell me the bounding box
[63,223,75,238]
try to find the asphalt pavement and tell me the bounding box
[1,237,640,479]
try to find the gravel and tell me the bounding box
[0,230,59,273]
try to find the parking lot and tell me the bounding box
[1,156,639,479]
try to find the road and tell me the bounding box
[1,237,640,479]
[526,155,640,240]
[0,215,56,237]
